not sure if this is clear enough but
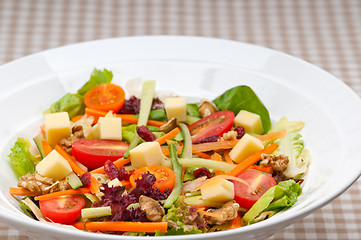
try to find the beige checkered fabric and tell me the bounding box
[0,0,360,239]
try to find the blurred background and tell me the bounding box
[0,0,360,239]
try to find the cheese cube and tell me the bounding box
[98,117,122,140]
[36,149,72,180]
[201,178,234,202]
[129,142,165,169]
[44,112,71,145]
[229,134,264,163]
[234,110,264,135]
[164,97,187,122]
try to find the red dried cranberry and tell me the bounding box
[193,135,220,144]
[80,172,91,187]
[104,160,119,180]
[234,126,245,139]
[118,166,134,181]
[136,125,156,141]
[193,167,212,179]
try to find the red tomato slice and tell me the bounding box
[188,110,235,143]
[84,83,125,112]
[233,169,277,209]
[39,195,85,224]
[129,165,175,192]
[72,139,129,170]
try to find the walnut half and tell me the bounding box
[17,173,69,194]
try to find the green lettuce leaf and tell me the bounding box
[9,138,39,178]
[43,93,85,119]
[243,180,302,225]
[186,103,201,118]
[213,85,271,133]
[77,68,113,96]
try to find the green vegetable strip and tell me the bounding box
[164,144,183,208]
[178,123,192,159]
[123,80,156,158]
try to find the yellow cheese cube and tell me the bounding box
[164,97,187,122]
[36,150,72,180]
[234,110,264,134]
[201,178,234,202]
[129,142,165,169]
[44,112,71,145]
[229,134,264,163]
[98,117,122,140]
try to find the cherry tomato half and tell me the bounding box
[188,110,235,143]
[129,165,175,192]
[233,169,277,209]
[72,139,129,170]
[39,195,85,224]
[84,83,125,112]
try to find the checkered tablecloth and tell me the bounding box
[0,0,360,239]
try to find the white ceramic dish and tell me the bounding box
[0,36,360,240]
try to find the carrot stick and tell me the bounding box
[154,127,180,145]
[40,124,46,133]
[34,188,91,201]
[228,144,278,176]
[248,165,274,174]
[224,150,234,164]
[191,140,239,153]
[9,187,41,196]
[120,180,131,188]
[256,129,287,142]
[72,221,168,233]
[195,152,212,159]
[42,140,53,156]
[54,145,85,175]
[71,115,84,123]
[85,108,165,127]
[88,175,101,194]
[90,157,130,174]
[229,215,243,229]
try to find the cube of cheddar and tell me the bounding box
[201,178,234,202]
[229,134,264,163]
[98,117,122,140]
[129,142,165,169]
[164,97,187,122]
[44,112,71,145]
[234,110,264,135]
[36,150,72,180]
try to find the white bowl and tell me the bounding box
[0,36,360,240]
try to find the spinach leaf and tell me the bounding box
[213,85,271,133]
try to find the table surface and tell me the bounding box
[0,0,360,239]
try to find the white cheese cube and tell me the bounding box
[36,149,72,180]
[201,178,234,202]
[234,110,264,135]
[98,117,122,140]
[129,142,165,169]
[164,97,187,122]
[229,134,264,163]
[44,112,71,145]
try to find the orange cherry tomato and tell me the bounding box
[129,165,175,192]
[84,83,125,112]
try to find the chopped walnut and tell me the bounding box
[198,99,218,117]
[17,173,69,194]
[58,124,85,154]
[182,176,207,193]
[159,118,178,133]
[218,130,238,141]
[206,201,240,225]
[260,154,289,172]
[139,195,165,222]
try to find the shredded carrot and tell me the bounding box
[54,145,85,175]
[224,150,234,164]
[90,157,130,174]
[85,108,165,127]
[211,152,223,161]
[228,144,278,176]
[42,140,53,156]
[72,221,168,233]
[9,187,41,196]
[154,127,180,145]
[71,115,84,123]
[195,152,212,159]
[34,188,91,201]
[120,180,131,188]
[229,215,243,229]
[192,140,239,153]
[248,165,274,174]
[89,175,101,194]
[256,129,287,142]
[196,207,206,212]
[40,124,46,133]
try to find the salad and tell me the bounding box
[8,68,310,235]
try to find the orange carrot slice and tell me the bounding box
[154,127,180,146]
[248,165,274,174]
[54,145,85,175]
[229,215,243,229]
[72,221,168,233]
[42,140,53,156]
[9,187,41,196]
[256,129,287,142]
[34,188,91,201]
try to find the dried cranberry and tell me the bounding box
[193,135,220,144]
[104,160,119,180]
[136,125,156,141]
[80,172,91,187]
[118,166,134,181]
[193,167,212,179]
[234,126,245,139]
